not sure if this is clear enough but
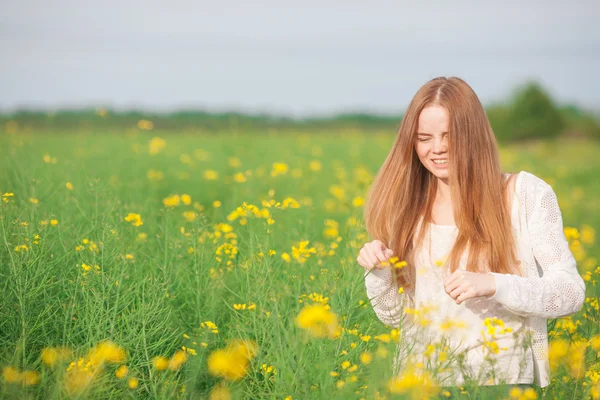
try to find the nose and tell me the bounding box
[432,136,447,154]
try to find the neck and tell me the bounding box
[435,177,452,204]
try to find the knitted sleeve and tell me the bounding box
[364,266,415,328]
[486,172,586,318]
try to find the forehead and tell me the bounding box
[417,105,449,134]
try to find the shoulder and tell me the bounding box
[516,170,563,222]
[515,170,557,200]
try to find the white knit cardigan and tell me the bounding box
[363,170,586,388]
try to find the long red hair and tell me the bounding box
[363,77,522,290]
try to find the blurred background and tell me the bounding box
[1,0,599,140]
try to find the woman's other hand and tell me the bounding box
[443,270,497,304]
[357,240,394,271]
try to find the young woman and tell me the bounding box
[356,77,586,394]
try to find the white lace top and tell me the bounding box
[363,171,586,388]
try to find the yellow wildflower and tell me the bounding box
[41,346,72,368]
[124,213,143,227]
[115,365,128,379]
[138,119,154,130]
[309,160,322,172]
[233,172,247,183]
[163,194,181,207]
[209,382,231,400]
[204,170,219,180]
[128,377,139,389]
[181,194,192,205]
[360,352,372,364]
[2,366,21,383]
[21,370,41,386]
[182,211,197,222]
[152,356,169,371]
[271,162,289,177]
[86,340,126,365]
[148,136,165,154]
[207,340,258,381]
[387,367,439,399]
[168,350,188,371]
[295,304,340,339]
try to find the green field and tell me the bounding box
[0,129,599,399]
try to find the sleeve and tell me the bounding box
[364,266,415,328]
[485,176,586,319]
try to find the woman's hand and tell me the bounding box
[357,240,394,271]
[443,270,496,304]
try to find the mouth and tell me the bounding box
[431,159,448,165]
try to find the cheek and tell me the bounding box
[415,143,429,161]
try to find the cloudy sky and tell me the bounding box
[1,0,598,116]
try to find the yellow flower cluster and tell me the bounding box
[201,321,219,334]
[75,238,100,253]
[41,346,73,368]
[233,302,256,311]
[281,240,316,264]
[2,192,14,203]
[508,386,538,399]
[260,363,277,376]
[162,193,192,207]
[2,366,40,386]
[63,340,127,396]
[271,162,289,177]
[124,212,143,227]
[207,339,258,380]
[379,256,408,269]
[323,219,339,239]
[549,339,589,380]
[80,263,101,277]
[261,197,300,209]
[138,120,154,131]
[147,169,165,181]
[295,304,341,339]
[387,366,439,399]
[182,211,197,222]
[43,153,57,164]
[152,349,188,371]
[405,304,438,327]
[227,202,272,225]
[483,317,512,335]
[298,292,329,306]
[14,244,28,252]
[148,136,165,154]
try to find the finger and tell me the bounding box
[444,277,462,296]
[372,239,384,249]
[373,246,388,265]
[358,249,372,268]
[449,285,465,300]
[455,290,473,305]
[444,269,462,288]
[363,246,379,268]
[356,255,364,268]
[357,255,370,270]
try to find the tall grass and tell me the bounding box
[0,129,598,399]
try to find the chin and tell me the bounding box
[426,166,449,181]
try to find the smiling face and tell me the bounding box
[415,104,450,182]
